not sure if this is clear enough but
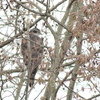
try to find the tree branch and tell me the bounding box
[47,14,70,32]
[0,69,25,75]
[0,17,42,48]
[55,69,73,95]
[13,0,45,16]
[87,94,100,100]
[63,83,86,100]
[49,0,68,12]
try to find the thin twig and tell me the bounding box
[34,85,46,100]
[63,82,86,100]
[0,17,42,48]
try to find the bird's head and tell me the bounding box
[30,28,41,35]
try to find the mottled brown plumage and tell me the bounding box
[21,28,43,87]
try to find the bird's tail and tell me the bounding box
[29,67,38,87]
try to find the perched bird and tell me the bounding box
[21,28,43,87]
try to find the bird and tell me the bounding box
[21,28,43,87]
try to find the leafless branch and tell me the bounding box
[47,14,71,32]
[49,0,68,12]
[63,83,86,100]
[0,17,42,48]
[0,69,25,75]
[87,94,100,100]
[13,0,45,16]
[34,85,46,100]
[55,69,73,95]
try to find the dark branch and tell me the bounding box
[13,0,45,16]
[0,69,25,75]
[0,17,42,48]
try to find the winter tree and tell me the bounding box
[0,0,100,100]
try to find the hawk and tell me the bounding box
[21,28,43,87]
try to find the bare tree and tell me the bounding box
[0,0,100,100]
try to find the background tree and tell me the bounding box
[0,0,100,100]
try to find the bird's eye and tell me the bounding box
[33,30,37,33]
[33,28,40,33]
